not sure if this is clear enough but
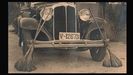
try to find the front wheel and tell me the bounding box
[88,29,106,61]
[20,29,32,55]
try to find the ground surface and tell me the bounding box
[8,28,126,73]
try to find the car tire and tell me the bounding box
[21,29,32,55]
[88,29,106,61]
[18,27,22,47]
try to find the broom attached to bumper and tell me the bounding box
[14,9,52,72]
[88,8,122,67]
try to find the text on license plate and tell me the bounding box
[59,32,80,40]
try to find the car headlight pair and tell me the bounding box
[40,8,91,22]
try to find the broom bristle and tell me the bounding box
[103,50,112,67]
[15,58,36,72]
[103,59,112,67]
[110,52,122,67]
[103,48,122,67]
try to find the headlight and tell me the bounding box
[40,7,53,21]
[78,9,91,21]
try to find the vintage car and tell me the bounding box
[16,2,109,61]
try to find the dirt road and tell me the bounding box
[8,31,126,73]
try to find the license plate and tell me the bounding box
[59,32,80,40]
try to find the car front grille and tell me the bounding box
[54,6,76,39]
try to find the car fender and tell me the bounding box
[19,18,38,30]
[84,17,109,39]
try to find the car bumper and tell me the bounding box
[28,39,109,48]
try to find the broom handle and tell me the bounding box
[88,8,107,40]
[24,20,47,58]
[88,8,109,48]
[24,10,52,58]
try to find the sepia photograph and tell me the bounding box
[8,2,126,73]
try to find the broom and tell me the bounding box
[88,8,122,67]
[15,44,36,71]
[14,22,43,71]
[14,9,51,72]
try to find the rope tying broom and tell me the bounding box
[15,9,52,72]
[88,8,122,67]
